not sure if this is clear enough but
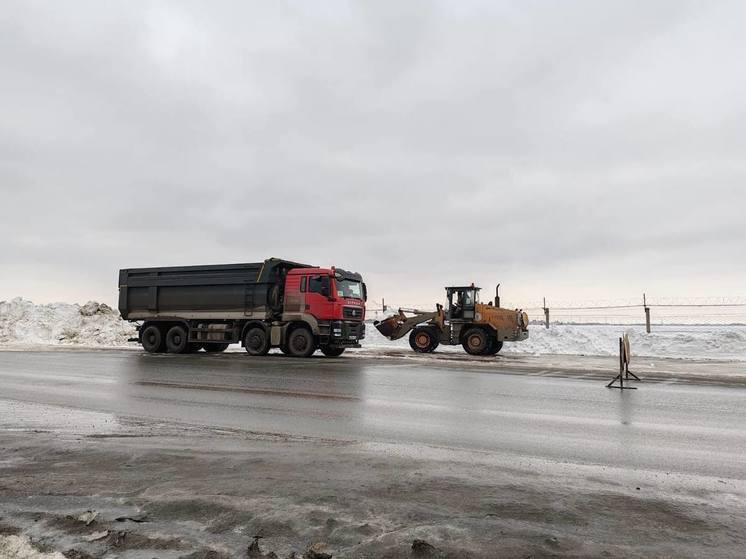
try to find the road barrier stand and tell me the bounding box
[607,334,640,389]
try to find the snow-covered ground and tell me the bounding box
[1,298,745,361]
[360,322,746,362]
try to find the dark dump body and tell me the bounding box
[118,258,311,321]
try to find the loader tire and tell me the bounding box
[409,327,438,353]
[485,337,504,355]
[462,328,489,355]
[141,325,164,353]
[165,325,189,354]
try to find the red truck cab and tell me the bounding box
[282,266,366,353]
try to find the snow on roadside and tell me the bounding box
[0,535,67,559]
[1,298,745,361]
[0,298,135,347]
[361,322,746,361]
[506,324,746,361]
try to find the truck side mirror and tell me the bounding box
[362,283,368,302]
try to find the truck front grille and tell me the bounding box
[343,306,364,319]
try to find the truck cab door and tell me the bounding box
[305,274,335,320]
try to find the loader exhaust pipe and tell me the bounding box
[495,284,501,308]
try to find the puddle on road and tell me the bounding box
[0,399,119,436]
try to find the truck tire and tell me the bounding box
[166,325,189,353]
[462,328,488,355]
[141,325,164,353]
[268,285,282,312]
[320,346,345,357]
[409,327,438,353]
[204,343,229,353]
[485,337,504,355]
[286,327,316,358]
[244,327,270,356]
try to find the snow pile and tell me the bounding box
[0,535,66,559]
[362,322,746,361]
[1,298,745,361]
[505,324,746,361]
[0,298,135,347]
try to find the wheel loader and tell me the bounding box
[374,285,528,355]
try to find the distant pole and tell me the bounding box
[644,293,651,333]
[382,298,387,312]
[543,297,550,329]
[618,337,625,389]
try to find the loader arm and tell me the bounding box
[374,309,439,341]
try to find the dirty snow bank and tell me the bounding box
[0,298,135,347]
[506,324,746,361]
[2,298,745,361]
[361,322,746,361]
[0,535,66,559]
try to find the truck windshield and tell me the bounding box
[336,279,363,299]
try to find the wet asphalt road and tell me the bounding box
[1,349,745,480]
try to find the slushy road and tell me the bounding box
[1,349,744,480]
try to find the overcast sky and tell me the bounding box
[1,0,745,309]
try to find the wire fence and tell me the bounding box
[366,295,746,326]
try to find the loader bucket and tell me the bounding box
[374,316,401,339]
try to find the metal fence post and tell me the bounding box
[543,298,550,329]
[644,293,651,333]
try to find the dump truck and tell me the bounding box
[375,284,528,355]
[118,258,367,357]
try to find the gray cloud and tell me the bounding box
[1,0,745,307]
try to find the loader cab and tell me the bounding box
[446,285,480,321]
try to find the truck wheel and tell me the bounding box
[320,346,345,357]
[141,325,164,353]
[286,327,316,358]
[485,337,504,355]
[462,328,488,355]
[204,343,229,353]
[165,325,189,353]
[409,327,438,353]
[244,327,270,356]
